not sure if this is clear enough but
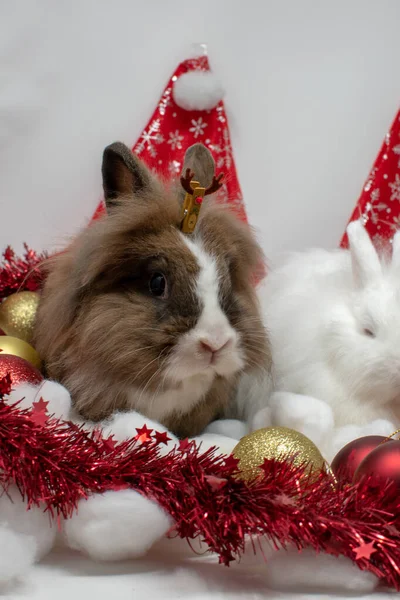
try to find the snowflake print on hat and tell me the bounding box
[91,45,248,225]
[167,130,184,150]
[341,109,400,250]
[189,117,207,138]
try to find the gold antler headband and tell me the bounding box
[180,168,224,234]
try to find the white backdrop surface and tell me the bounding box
[1,1,400,598]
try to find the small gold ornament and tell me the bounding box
[0,292,40,343]
[0,336,42,370]
[232,426,326,482]
[180,168,224,234]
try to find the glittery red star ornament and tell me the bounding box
[135,424,153,443]
[354,540,376,561]
[154,431,171,446]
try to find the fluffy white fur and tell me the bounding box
[173,70,224,111]
[257,220,400,427]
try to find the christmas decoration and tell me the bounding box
[0,336,41,370]
[91,44,248,225]
[0,291,40,343]
[341,108,400,248]
[232,427,326,482]
[0,245,46,302]
[0,354,42,386]
[354,438,400,489]
[331,435,389,483]
[1,380,400,588]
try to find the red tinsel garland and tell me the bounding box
[0,245,47,301]
[0,376,399,588]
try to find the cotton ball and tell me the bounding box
[204,419,249,440]
[263,548,379,593]
[0,485,56,578]
[64,489,173,561]
[173,71,224,111]
[101,411,178,456]
[7,380,72,420]
[0,527,36,583]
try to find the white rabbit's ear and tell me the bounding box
[391,229,400,271]
[347,220,381,286]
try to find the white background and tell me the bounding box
[1,0,400,264]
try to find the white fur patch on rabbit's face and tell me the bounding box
[165,235,245,382]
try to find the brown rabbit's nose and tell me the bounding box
[200,339,230,355]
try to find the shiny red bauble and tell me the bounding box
[354,440,400,489]
[0,353,43,386]
[331,436,390,483]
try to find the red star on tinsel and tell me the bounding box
[224,455,240,470]
[354,541,376,561]
[92,428,102,442]
[154,431,171,446]
[0,373,12,397]
[30,397,49,426]
[135,425,153,443]
[205,475,228,492]
[103,435,117,452]
[274,493,296,507]
[178,438,191,452]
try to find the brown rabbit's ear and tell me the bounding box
[102,142,153,212]
[181,143,215,191]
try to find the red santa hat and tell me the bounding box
[341,108,400,249]
[91,44,247,224]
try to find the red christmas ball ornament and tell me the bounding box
[331,436,389,483]
[354,439,400,489]
[0,353,43,387]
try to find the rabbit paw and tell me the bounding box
[267,391,335,449]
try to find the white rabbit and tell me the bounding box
[257,220,400,430]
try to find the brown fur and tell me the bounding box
[34,143,271,436]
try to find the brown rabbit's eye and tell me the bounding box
[149,273,167,297]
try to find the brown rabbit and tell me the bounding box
[34,142,271,437]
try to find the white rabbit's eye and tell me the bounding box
[363,328,375,338]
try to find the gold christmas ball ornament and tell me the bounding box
[232,426,326,482]
[0,336,42,370]
[0,292,40,343]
